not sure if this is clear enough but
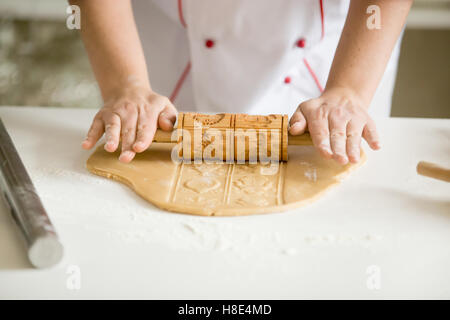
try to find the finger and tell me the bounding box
[132,104,162,152]
[288,109,307,135]
[119,108,138,163]
[306,107,332,158]
[158,102,177,131]
[346,120,364,163]
[329,114,349,165]
[82,116,104,149]
[103,113,121,152]
[362,119,381,150]
[133,107,156,153]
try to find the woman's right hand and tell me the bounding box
[81,86,177,163]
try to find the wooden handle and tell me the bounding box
[417,161,450,182]
[153,129,175,143]
[287,132,313,145]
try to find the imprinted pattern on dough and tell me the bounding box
[169,162,285,209]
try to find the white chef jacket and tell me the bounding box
[132,0,402,117]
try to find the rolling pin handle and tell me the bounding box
[417,161,450,183]
[287,132,313,146]
[152,129,176,143]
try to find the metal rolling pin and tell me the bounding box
[0,118,63,268]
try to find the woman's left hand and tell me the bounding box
[289,87,381,165]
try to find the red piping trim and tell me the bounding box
[319,0,325,39]
[171,0,189,102]
[177,0,187,28]
[170,61,191,102]
[303,58,324,93]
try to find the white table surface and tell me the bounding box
[0,106,448,299]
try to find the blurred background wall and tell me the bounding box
[0,0,449,118]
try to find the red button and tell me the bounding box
[296,38,306,48]
[205,39,215,48]
[284,76,291,84]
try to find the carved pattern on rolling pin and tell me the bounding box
[192,113,226,126]
[240,114,276,127]
[235,114,281,129]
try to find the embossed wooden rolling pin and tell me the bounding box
[152,113,313,161]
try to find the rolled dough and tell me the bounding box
[86,143,365,216]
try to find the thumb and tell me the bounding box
[158,103,177,131]
[289,109,307,135]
